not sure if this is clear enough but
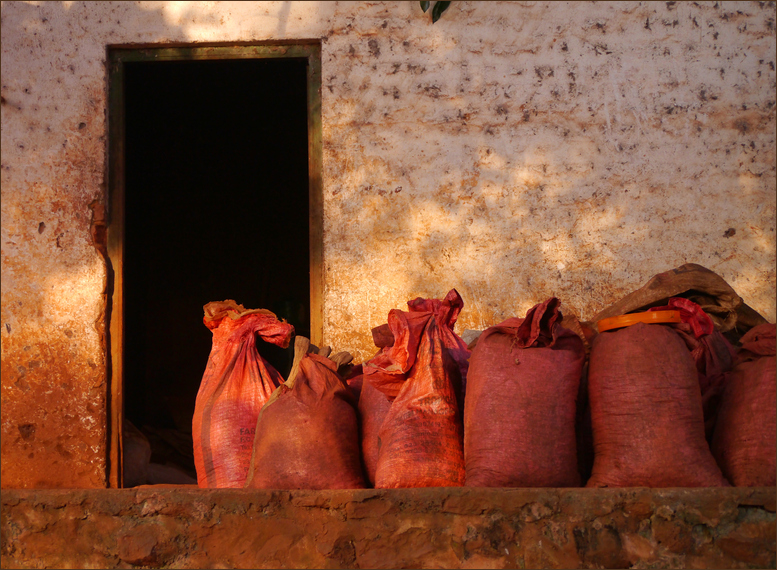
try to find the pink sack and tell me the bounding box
[192,301,294,488]
[464,298,585,487]
[587,322,728,487]
[711,323,776,486]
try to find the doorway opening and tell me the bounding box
[107,44,322,487]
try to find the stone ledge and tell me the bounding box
[2,487,775,569]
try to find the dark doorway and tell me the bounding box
[120,56,311,482]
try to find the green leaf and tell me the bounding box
[420,1,430,13]
[432,1,451,23]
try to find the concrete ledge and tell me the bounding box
[2,487,775,569]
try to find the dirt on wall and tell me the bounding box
[1,72,109,487]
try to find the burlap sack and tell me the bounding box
[464,298,585,487]
[586,322,728,487]
[192,300,293,488]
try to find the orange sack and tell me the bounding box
[192,300,294,488]
[464,298,585,487]
[364,289,468,488]
[711,323,776,486]
[244,349,365,489]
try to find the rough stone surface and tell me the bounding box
[1,487,775,569]
[1,2,775,488]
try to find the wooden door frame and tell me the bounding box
[105,42,323,488]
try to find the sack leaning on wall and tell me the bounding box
[464,297,586,488]
[590,263,768,343]
[586,315,729,488]
[192,300,294,488]
[583,263,773,487]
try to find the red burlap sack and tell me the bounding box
[464,298,585,487]
[648,297,736,440]
[711,323,776,486]
[363,289,470,406]
[358,376,392,486]
[586,322,728,487]
[359,314,457,487]
[407,292,471,395]
[363,289,468,488]
[192,300,294,488]
[244,351,365,489]
[374,317,464,487]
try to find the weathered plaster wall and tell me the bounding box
[1,1,775,488]
[321,0,777,358]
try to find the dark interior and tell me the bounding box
[123,57,310,479]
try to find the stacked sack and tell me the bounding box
[586,300,731,487]
[583,262,772,488]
